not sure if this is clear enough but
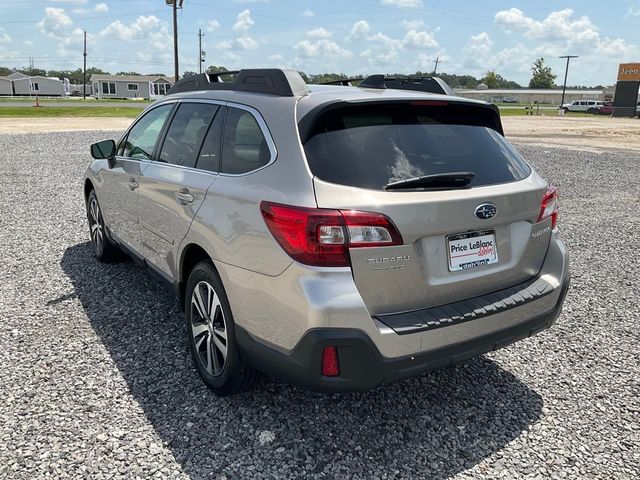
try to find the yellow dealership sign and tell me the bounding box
[617,63,640,81]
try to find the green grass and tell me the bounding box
[0,106,143,117]
[0,97,151,104]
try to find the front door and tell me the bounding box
[138,101,224,279]
[100,103,174,253]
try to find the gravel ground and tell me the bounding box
[0,131,638,479]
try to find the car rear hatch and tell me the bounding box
[299,100,554,315]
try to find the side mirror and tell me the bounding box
[90,139,116,160]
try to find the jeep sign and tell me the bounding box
[617,63,640,81]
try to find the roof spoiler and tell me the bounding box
[168,69,310,97]
[321,75,453,96]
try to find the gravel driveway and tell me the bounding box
[0,131,638,479]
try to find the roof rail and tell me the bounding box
[320,75,453,95]
[322,78,363,86]
[168,69,310,97]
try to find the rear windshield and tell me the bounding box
[303,104,530,190]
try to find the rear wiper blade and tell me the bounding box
[384,172,475,191]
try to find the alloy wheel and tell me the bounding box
[190,281,228,376]
[89,197,104,254]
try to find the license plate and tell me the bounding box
[447,230,498,272]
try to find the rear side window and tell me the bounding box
[221,108,271,174]
[303,104,530,191]
[122,104,172,160]
[159,103,218,168]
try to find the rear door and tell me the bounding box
[137,101,224,279]
[302,102,552,314]
[100,103,174,253]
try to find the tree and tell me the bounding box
[482,70,500,89]
[207,65,228,74]
[0,67,11,76]
[116,71,140,76]
[182,71,197,77]
[529,57,556,89]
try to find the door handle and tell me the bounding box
[128,178,138,190]
[175,189,194,205]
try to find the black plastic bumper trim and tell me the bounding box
[374,276,556,335]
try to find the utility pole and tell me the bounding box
[83,30,87,99]
[433,57,439,75]
[559,55,578,108]
[198,29,205,74]
[168,0,184,82]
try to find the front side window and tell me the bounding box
[159,103,219,168]
[122,104,173,160]
[127,84,139,91]
[220,108,271,174]
[196,107,225,172]
[32,82,39,91]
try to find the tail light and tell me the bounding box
[321,346,340,377]
[260,201,403,267]
[537,185,559,229]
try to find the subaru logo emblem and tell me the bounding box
[474,203,497,220]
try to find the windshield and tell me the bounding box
[303,104,531,191]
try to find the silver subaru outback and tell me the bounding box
[84,69,569,395]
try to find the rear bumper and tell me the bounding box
[236,274,570,392]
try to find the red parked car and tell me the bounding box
[593,102,614,115]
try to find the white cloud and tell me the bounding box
[301,9,314,18]
[367,32,402,50]
[207,20,220,32]
[495,8,598,44]
[350,20,370,39]
[233,9,254,33]
[235,36,258,50]
[99,15,171,45]
[307,27,332,39]
[403,29,438,48]
[49,0,88,3]
[268,53,283,61]
[24,40,34,47]
[216,40,233,50]
[295,39,352,59]
[215,36,258,51]
[629,6,640,16]
[233,0,269,3]
[73,3,108,14]
[0,32,11,44]
[381,0,423,8]
[469,31,493,56]
[401,19,423,30]
[37,7,73,39]
[495,8,637,61]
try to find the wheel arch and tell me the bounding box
[84,178,95,202]
[178,243,216,308]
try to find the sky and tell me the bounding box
[0,0,639,86]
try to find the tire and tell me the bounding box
[86,190,121,263]
[563,107,569,113]
[184,261,257,395]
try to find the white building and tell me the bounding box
[91,74,174,100]
[11,75,65,96]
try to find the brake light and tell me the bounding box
[260,201,403,267]
[410,100,448,106]
[321,346,340,377]
[537,185,559,229]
